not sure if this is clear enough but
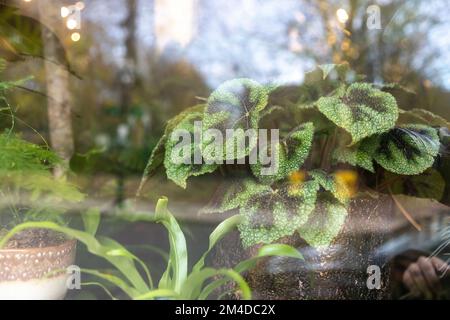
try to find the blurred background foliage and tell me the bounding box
[0,0,449,205]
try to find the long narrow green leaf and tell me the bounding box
[182,268,251,300]
[81,269,139,298]
[134,289,179,300]
[234,244,303,273]
[154,197,188,293]
[192,214,242,273]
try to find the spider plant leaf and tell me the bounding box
[81,207,101,236]
[192,215,242,273]
[202,79,270,161]
[298,195,348,249]
[317,83,398,144]
[154,197,188,294]
[372,125,440,175]
[251,122,314,184]
[238,180,319,247]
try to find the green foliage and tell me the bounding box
[202,78,270,160]
[371,125,439,175]
[163,111,218,188]
[201,178,269,214]
[317,83,398,144]
[383,169,445,201]
[297,195,348,249]
[238,180,319,247]
[141,65,445,251]
[309,169,351,205]
[251,122,314,184]
[0,198,304,300]
[0,133,60,172]
[332,142,375,172]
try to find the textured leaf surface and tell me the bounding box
[251,122,314,184]
[317,83,398,144]
[332,141,376,172]
[238,180,319,247]
[309,170,357,205]
[372,125,439,175]
[201,178,268,214]
[138,105,206,193]
[398,108,450,129]
[164,112,218,188]
[202,79,269,160]
[298,196,348,249]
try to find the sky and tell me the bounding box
[82,0,450,89]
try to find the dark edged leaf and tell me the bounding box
[201,178,268,214]
[138,105,205,193]
[238,180,319,247]
[398,108,450,130]
[383,168,445,201]
[317,83,398,144]
[309,169,358,205]
[297,194,348,249]
[332,140,376,172]
[164,111,218,188]
[251,122,314,184]
[371,125,440,175]
[202,79,270,161]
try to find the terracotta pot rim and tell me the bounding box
[0,238,76,254]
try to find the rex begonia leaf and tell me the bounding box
[164,111,218,188]
[251,122,314,184]
[317,82,398,144]
[202,79,270,161]
[383,168,445,201]
[238,180,319,248]
[297,195,348,249]
[371,125,439,175]
[201,178,270,214]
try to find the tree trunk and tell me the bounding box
[38,1,74,178]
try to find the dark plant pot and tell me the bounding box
[0,239,77,300]
[212,194,395,299]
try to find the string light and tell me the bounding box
[71,32,81,42]
[66,18,78,30]
[336,8,349,24]
[61,6,70,18]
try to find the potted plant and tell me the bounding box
[138,63,449,299]
[0,66,84,299]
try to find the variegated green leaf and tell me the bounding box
[202,79,270,161]
[398,108,450,130]
[309,169,356,205]
[371,125,439,175]
[138,105,206,193]
[201,178,269,214]
[298,195,348,249]
[332,141,376,172]
[238,180,319,247]
[164,112,218,188]
[251,123,314,184]
[384,168,445,201]
[317,83,398,144]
